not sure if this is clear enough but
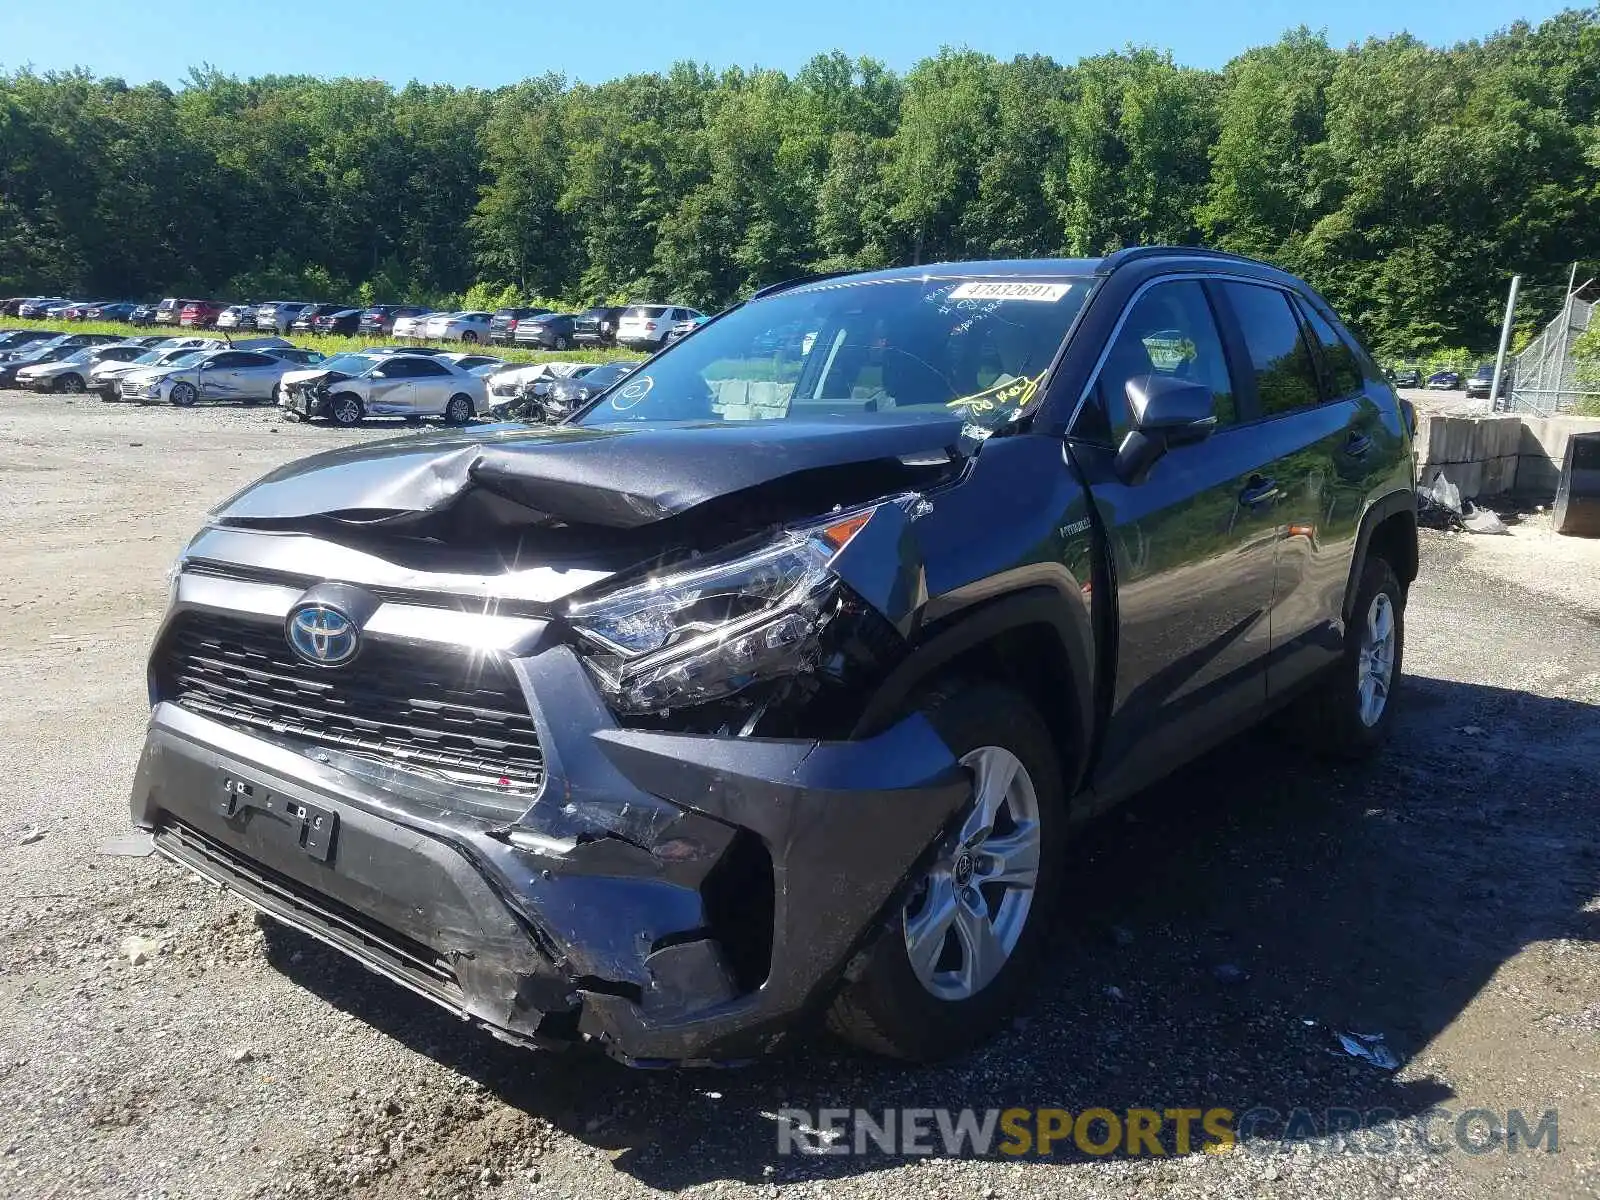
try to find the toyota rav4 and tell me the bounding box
[130,248,1417,1065]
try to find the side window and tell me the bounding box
[378,358,417,378]
[1295,299,1363,399]
[1089,280,1238,440]
[409,359,451,377]
[209,352,252,369]
[1219,283,1323,416]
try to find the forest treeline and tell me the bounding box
[2,10,1598,357]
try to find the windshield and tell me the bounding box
[579,275,1094,430]
[319,353,379,374]
[166,351,207,368]
[132,350,167,364]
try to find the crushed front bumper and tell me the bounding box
[130,642,968,1063]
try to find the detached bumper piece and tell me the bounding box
[132,692,968,1064]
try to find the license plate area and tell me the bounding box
[218,775,338,863]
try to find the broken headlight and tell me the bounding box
[566,511,873,715]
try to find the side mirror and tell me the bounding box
[1114,374,1217,485]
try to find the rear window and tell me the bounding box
[1218,282,1323,416]
[627,306,669,319]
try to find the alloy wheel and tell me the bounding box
[331,396,361,426]
[902,745,1042,1002]
[169,382,197,407]
[1357,591,1397,727]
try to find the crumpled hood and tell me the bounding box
[214,416,968,531]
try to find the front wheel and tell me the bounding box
[328,393,364,426]
[827,683,1065,1061]
[1283,555,1405,757]
[553,335,570,351]
[55,373,85,394]
[168,382,198,407]
[443,394,474,425]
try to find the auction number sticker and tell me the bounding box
[948,281,1073,303]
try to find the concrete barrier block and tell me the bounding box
[1420,459,1483,498]
[1514,455,1562,496]
[1480,454,1518,497]
[1470,415,1523,460]
[1519,416,1600,467]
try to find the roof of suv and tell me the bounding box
[751,247,1288,298]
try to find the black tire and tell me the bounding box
[443,394,474,426]
[461,330,479,344]
[1283,555,1405,758]
[169,381,198,407]
[826,683,1066,1061]
[328,392,364,426]
[54,373,85,394]
[553,335,570,351]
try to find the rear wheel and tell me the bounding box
[443,394,474,425]
[460,330,479,344]
[827,683,1065,1061]
[54,373,85,394]
[1283,555,1405,758]
[168,382,197,407]
[328,392,364,426]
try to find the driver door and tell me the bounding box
[1070,279,1284,800]
[196,352,254,401]
[365,358,417,415]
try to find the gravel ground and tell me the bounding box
[1,391,1597,1200]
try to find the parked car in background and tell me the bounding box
[180,301,226,329]
[279,350,488,425]
[291,303,349,334]
[390,311,434,340]
[1464,363,1511,401]
[511,312,579,350]
[253,302,313,334]
[216,305,257,330]
[118,343,322,405]
[1426,369,1462,390]
[153,298,192,326]
[85,301,138,322]
[43,301,85,319]
[17,298,69,318]
[0,335,122,386]
[0,298,27,316]
[362,344,447,357]
[424,311,493,343]
[16,342,151,393]
[54,301,99,320]
[616,304,705,351]
[571,305,625,347]
[310,308,362,336]
[489,307,554,346]
[91,340,224,399]
[664,313,710,345]
[542,358,637,416]
[357,305,429,337]
[129,303,158,326]
[0,329,61,356]
[440,352,503,376]
[1389,367,1422,388]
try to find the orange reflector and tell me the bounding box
[819,511,873,550]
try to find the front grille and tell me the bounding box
[157,612,545,793]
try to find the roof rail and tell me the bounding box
[746,269,859,302]
[1095,245,1275,275]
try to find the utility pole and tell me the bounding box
[1489,274,1521,413]
[1552,262,1580,412]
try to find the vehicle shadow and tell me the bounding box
[261,673,1599,1184]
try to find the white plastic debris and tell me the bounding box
[1425,474,1463,514]
[121,935,166,966]
[1462,504,1510,535]
[18,827,45,846]
[1334,1031,1400,1070]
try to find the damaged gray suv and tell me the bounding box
[131,248,1418,1064]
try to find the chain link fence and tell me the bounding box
[1503,294,1598,416]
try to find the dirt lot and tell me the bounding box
[1,392,1598,1200]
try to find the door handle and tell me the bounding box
[1239,476,1280,507]
[1345,433,1374,457]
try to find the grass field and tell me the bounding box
[0,318,644,368]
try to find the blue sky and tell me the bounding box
[0,0,1571,87]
